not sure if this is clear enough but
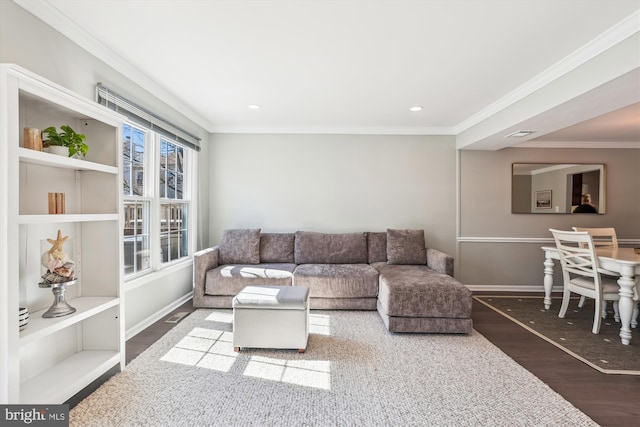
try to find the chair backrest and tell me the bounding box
[549,229,602,289]
[571,227,618,249]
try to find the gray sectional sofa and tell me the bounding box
[193,228,472,334]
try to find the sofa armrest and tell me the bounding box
[193,246,220,305]
[426,248,454,276]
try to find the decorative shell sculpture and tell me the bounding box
[40,229,76,284]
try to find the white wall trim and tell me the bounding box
[459,237,640,245]
[125,291,193,340]
[209,125,456,136]
[514,140,640,149]
[459,236,554,244]
[454,10,640,135]
[13,0,213,132]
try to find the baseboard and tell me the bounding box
[466,284,563,293]
[125,291,193,340]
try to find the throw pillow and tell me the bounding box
[367,232,387,263]
[386,229,427,265]
[219,228,261,265]
[260,233,295,263]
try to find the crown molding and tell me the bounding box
[13,0,214,132]
[208,125,456,136]
[454,10,640,135]
[513,140,640,149]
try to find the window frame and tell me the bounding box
[122,122,197,282]
[157,136,193,266]
[123,122,152,279]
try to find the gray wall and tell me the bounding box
[208,133,458,256]
[459,147,640,288]
[0,1,207,334]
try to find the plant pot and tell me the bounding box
[19,307,29,331]
[48,145,69,157]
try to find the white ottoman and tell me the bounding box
[232,285,310,353]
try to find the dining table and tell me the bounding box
[541,246,640,345]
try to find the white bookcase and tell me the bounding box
[0,64,125,404]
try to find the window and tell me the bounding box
[98,82,199,278]
[122,125,194,277]
[123,124,151,275]
[124,200,151,275]
[159,138,189,263]
[123,124,146,197]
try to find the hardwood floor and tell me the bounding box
[67,296,639,426]
[472,293,640,427]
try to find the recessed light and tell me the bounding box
[409,106,423,112]
[506,130,535,138]
[248,104,261,110]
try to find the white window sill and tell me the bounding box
[125,258,193,291]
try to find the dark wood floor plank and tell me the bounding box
[472,293,640,426]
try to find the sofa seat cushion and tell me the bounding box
[205,263,296,296]
[375,264,472,318]
[293,264,379,298]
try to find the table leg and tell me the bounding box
[543,253,555,310]
[617,266,636,345]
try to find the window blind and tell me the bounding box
[96,83,201,151]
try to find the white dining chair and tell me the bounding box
[571,227,619,317]
[550,229,620,334]
[571,227,618,248]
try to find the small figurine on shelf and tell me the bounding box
[39,229,77,317]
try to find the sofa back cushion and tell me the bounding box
[219,228,261,265]
[367,232,387,263]
[295,231,367,264]
[386,229,427,265]
[260,233,295,263]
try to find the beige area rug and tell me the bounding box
[71,309,597,426]
[474,296,640,375]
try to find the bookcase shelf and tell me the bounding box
[19,147,118,174]
[20,351,120,404]
[19,297,119,346]
[1,63,125,404]
[18,214,119,224]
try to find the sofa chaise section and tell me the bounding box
[370,229,472,334]
[375,263,473,333]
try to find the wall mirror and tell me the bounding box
[512,163,606,214]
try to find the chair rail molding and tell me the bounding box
[458,236,640,245]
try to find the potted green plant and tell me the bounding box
[43,125,88,158]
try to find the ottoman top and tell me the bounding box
[233,285,309,310]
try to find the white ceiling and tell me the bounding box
[14,0,640,149]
